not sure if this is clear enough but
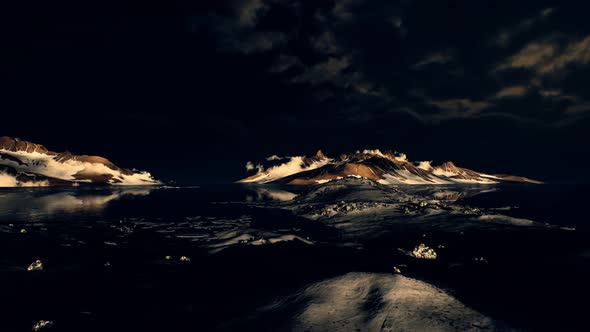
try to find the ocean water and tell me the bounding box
[0,183,588,331]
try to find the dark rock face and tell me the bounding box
[0,152,28,166]
[0,137,49,154]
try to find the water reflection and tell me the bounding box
[0,187,153,221]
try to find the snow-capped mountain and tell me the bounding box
[238,149,541,185]
[0,136,159,187]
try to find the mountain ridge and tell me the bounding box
[0,136,158,187]
[238,149,542,185]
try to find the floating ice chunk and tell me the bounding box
[27,260,43,271]
[409,244,437,260]
[20,228,28,234]
[32,320,53,331]
[165,255,172,260]
[392,264,407,274]
[179,256,191,262]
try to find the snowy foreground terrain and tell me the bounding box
[213,178,572,331]
[0,180,584,331]
[244,272,510,332]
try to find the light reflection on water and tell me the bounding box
[0,187,154,221]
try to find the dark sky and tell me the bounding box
[2,0,589,183]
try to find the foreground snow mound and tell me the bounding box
[0,136,159,187]
[238,149,541,185]
[251,272,513,331]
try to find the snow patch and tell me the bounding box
[254,188,298,201]
[476,214,535,226]
[0,172,17,187]
[417,160,433,171]
[378,172,450,185]
[240,156,331,183]
[0,172,50,187]
[362,149,407,162]
[266,155,283,161]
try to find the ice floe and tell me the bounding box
[408,243,438,260]
[32,320,53,331]
[27,260,43,271]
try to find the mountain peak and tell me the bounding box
[0,136,49,154]
[439,161,458,170]
[315,149,327,159]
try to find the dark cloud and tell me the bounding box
[493,86,529,98]
[412,52,453,69]
[237,0,268,27]
[192,13,287,54]
[269,54,303,74]
[429,99,492,117]
[310,30,341,55]
[491,6,555,48]
[497,35,590,75]
[292,57,352,85]
[565,101,590,114]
